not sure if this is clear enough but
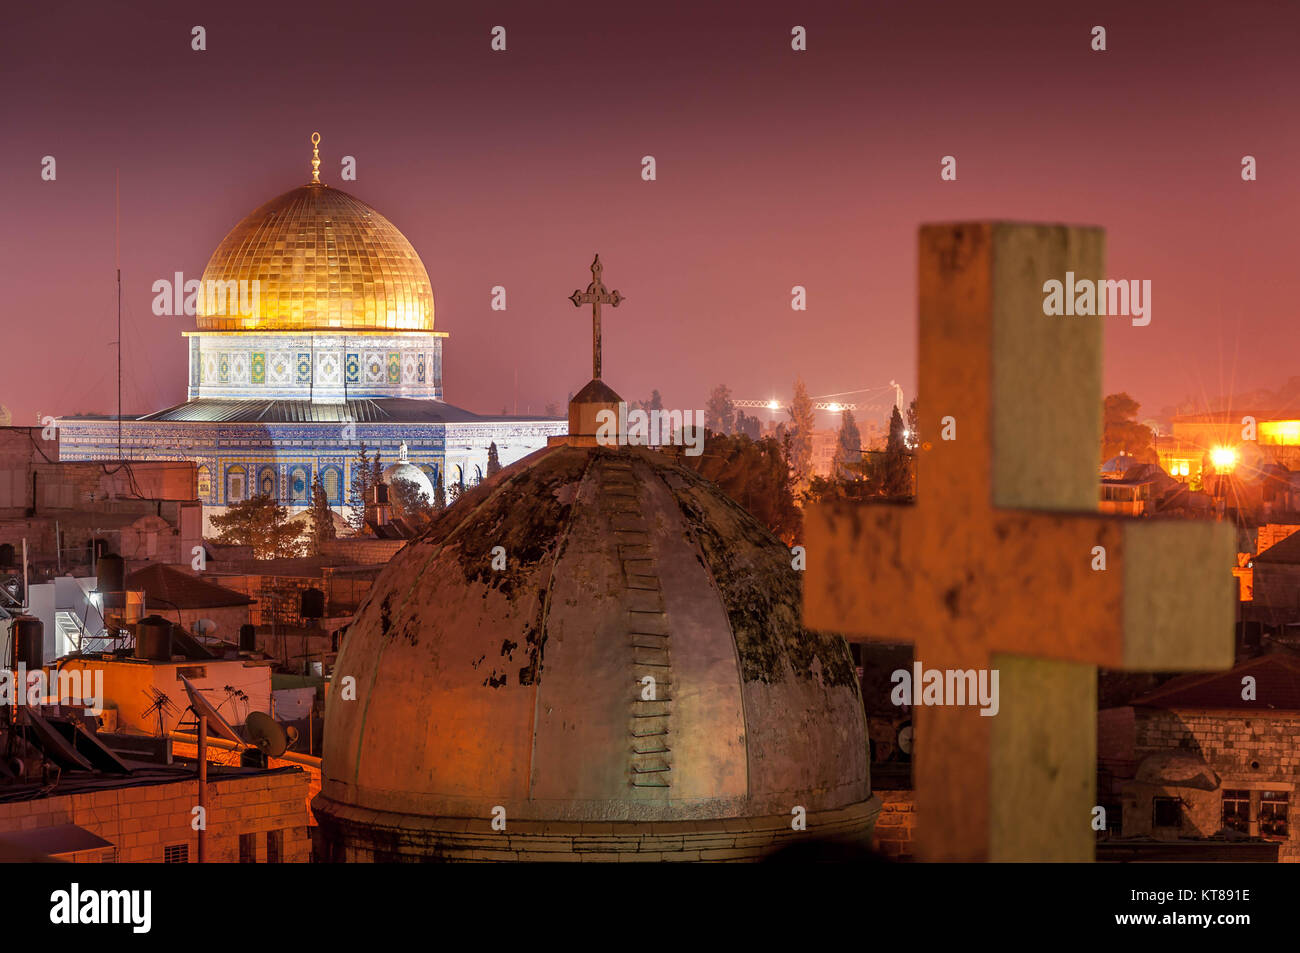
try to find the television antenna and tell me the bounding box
[141,687,178,738]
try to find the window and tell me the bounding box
[1223,790,1250,833]
[240,832,257,863]
[1260,791,1289,839]
[290,467,309,503]
[266,829,283,863]
[1153,797,1183,829]
[258,467,276,498]
[163,843,189,863]
[323,465,342,503]
[1099,802,1122,837]
[227,465,247,503]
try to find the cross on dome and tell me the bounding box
[569,254,624,382]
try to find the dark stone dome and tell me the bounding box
[315,443,877,860]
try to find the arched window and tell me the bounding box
[290,466,309,503]
[196,465,212,501]
[473,465,483,485]
[258,466,276,499]
[454,464,464,488]
[322,465,342,504]
[226,465,247,503]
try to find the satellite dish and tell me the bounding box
[245,711,288,757]
[192,618,218,636]
[178,674,244,746]
[896,720,913,760]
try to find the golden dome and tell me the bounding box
[196,183,435,332]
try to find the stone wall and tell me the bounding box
[313,796,879,862]
[871,789,916,860]
[0,768,311,863]
[1100,706,1300,861]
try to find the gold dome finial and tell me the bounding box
[310,131,322,184]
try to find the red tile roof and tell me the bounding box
[1254,530,1300,566]
[125,563,253,610]
[1132,654,1300,711]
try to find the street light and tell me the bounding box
[1210,446,1238,472]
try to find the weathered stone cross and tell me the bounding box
[569,254,624,381]
[803,223,1235,861]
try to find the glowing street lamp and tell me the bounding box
[1210,446,1238,472]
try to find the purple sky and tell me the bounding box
[2,0,1296,430]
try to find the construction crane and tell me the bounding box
[733,383,899,416]
[733,398,857,412]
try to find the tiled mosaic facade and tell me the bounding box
[56,419,563,510]
[187,332,445,402]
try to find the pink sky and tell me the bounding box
[2,0,1296,430]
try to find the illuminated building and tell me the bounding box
[56,135,564,523]
[313,258,880,861]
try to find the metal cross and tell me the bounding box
[569,254,624,381]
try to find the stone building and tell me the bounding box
[1252,528,1300,622]
[314,323,880,860]
[124,563,254,637]
[1098,654,1300,861]
[0,427,201,574]
[0,761,310,863]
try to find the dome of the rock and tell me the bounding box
[196,183,435,332]
[314,442,878,861]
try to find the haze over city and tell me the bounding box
[3,0,1297,428]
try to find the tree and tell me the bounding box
[832,409,863,478]
[390,477,434,527]
[544,401,561,417]
[486,442,502,477]
[347,444,377,535]
[735,409,760,440]
[433,468,446,511]
[647,389,663,412]
[873,405,913,499]
[905,399,919,451]
[681,433,801,544]
[786,377,816,495]
[1102,393,1156,463]
[706,384,736,435]
[308,472,336,555]
[209,494,304,559]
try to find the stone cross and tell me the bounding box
[803,223,1235,861]
[569,254,624,381]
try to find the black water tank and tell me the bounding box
[11,616,43,669]
[300,587,325,620]
[239,623,257,653]
[135,615,173,660]
[97,553,126,592]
